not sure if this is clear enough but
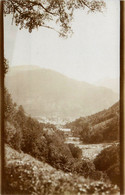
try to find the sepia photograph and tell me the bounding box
[1,0,122,194]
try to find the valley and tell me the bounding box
[4,87,120,194]
[4,66,120,194]
[59,127,119,161]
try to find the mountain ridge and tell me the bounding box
[5,65,118,119]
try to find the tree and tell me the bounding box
[4,88,16,120]
[4,58,9,76]
[80,121,90,142]
[4,0,105,37]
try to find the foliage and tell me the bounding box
[4,0,105,37]
[4,58,9,76]
[5,144,120,195]
[4,88,16,120]
[62,158,107,181]
[46,134,73,168]
[4,89,44,153]
[68,143,82,159]
[106,163,120,187]
[4,90,71,168]
[94,144,120,186]
[5,121,22,151]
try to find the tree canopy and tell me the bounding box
[4,0,105,37]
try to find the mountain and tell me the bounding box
[66,102,119,143]
[95,77,119,94]
[5,65,119,119]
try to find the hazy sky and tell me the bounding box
[4,0,120,84]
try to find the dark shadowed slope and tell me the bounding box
[5,66,118,119]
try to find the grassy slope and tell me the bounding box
[5,144,119,195]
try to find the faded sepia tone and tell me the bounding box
[2,0,121,194]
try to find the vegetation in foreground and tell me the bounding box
[94,144,120,187]
[5,144,119,195]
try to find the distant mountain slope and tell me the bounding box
[95,78,119,94]
[66,102,119,143]
[86,101,119,125]
[5,66,118,119]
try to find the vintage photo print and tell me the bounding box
[2,0,122,194]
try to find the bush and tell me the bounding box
[94,144,120,186]
[106,163,120,186]
[46,133,73,169]
[68,144,82,159]
[5,121,22,151]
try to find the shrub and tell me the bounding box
[94,144,120,186]
[106,163,120,186]
[46,133,73,169]
[68,144,82,159]
[5,121,22,151]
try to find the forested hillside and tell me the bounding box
[66,102,119,143]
